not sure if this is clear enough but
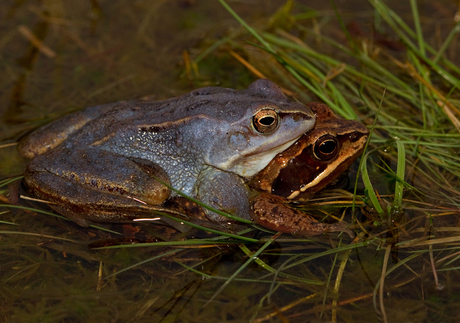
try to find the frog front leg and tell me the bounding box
[195,166,252,228]
[23,148,171,226]
[251,193,353,237]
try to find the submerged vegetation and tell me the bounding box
[1,0,460,322]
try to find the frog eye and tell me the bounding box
[253,109,279,134]
[314,134,339,161]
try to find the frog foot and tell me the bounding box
[251,193,354,238]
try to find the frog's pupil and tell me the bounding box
[319,140,336,154]
[260,116,275,125]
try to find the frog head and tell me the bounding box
[205,79,316,178]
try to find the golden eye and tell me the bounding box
[314,134,339,161]
[253,109,279,134]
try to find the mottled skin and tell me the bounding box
[250,103,369,236]
[19,79,315,227]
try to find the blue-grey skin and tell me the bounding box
[19,79,315,228]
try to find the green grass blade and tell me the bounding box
[394,140,406,207]
[409,0,425,57]
[205,232,281,306]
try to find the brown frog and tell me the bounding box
[249,102,369,236]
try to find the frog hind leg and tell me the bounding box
[18,103,117,159]
[195,167,251,228]
[23,148,171,226]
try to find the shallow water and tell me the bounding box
[1,1,460,322]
